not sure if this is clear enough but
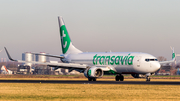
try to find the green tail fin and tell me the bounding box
[171,47,175,59]
[58,16,82,54]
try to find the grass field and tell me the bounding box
[0,78,180,82]
[0,74,180,81]
[0,83,180,101]
[1,74,180,79]
[0,75,180,101]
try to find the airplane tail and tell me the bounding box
[58,16,82,54]
[171,47,175,60]
[170,46,180,65]
[1,65,8,73]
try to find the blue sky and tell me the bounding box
[0,0,180,60]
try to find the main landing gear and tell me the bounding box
[88,78,96,81]
[115,74,124,81]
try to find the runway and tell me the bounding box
[0,80,180,85]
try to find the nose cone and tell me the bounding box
[153,62,161,71]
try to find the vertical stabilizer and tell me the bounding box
[58,16,82,54]
[170,47,175,59]
[1,65,8,73]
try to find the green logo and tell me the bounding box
[60,25,71,54]
[172,53,175,59]
[88,70,91,76]
[93,54,134,65]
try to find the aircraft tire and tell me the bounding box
[120,75,124,81]
[115,75,120,81]
[88,78,96,81]
[93,78,96,81]
[88,78,93,81]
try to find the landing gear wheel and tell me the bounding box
[115,74,124,81]
[120,75,124,81]
[115,76,120,81]
[88,78,96,81]
[93,78,96,81]
[88,78,93,81]
[146,76,150,81]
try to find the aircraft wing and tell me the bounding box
[159,59,175,65]
[159,47,179,65]
[18,60,87,69]
[4,47,87,70]
[31,53,64,59]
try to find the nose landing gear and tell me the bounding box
[146,73,151,81]
[146,76,150,81]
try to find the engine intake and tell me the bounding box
[84,66,103,78]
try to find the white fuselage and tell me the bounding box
[64,52,161,74]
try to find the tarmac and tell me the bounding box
[0,80,180,85]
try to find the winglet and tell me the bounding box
[159,47,176,65]
[170,46,175,59]
[4,47,17,61]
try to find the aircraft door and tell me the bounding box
[137,56,141,67]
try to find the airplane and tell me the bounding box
[1,65,13,74]
[4,16,176,81]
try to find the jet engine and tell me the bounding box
[131,74,144,78]
[84,66,104,78]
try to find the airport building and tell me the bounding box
[35,52,49,62]
[0,58,7,62]
[22,52,33,67]
[177,68,180,75]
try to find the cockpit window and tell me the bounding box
[149,59,154,61]
[145,59,149,62]
[145,59,158,62]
